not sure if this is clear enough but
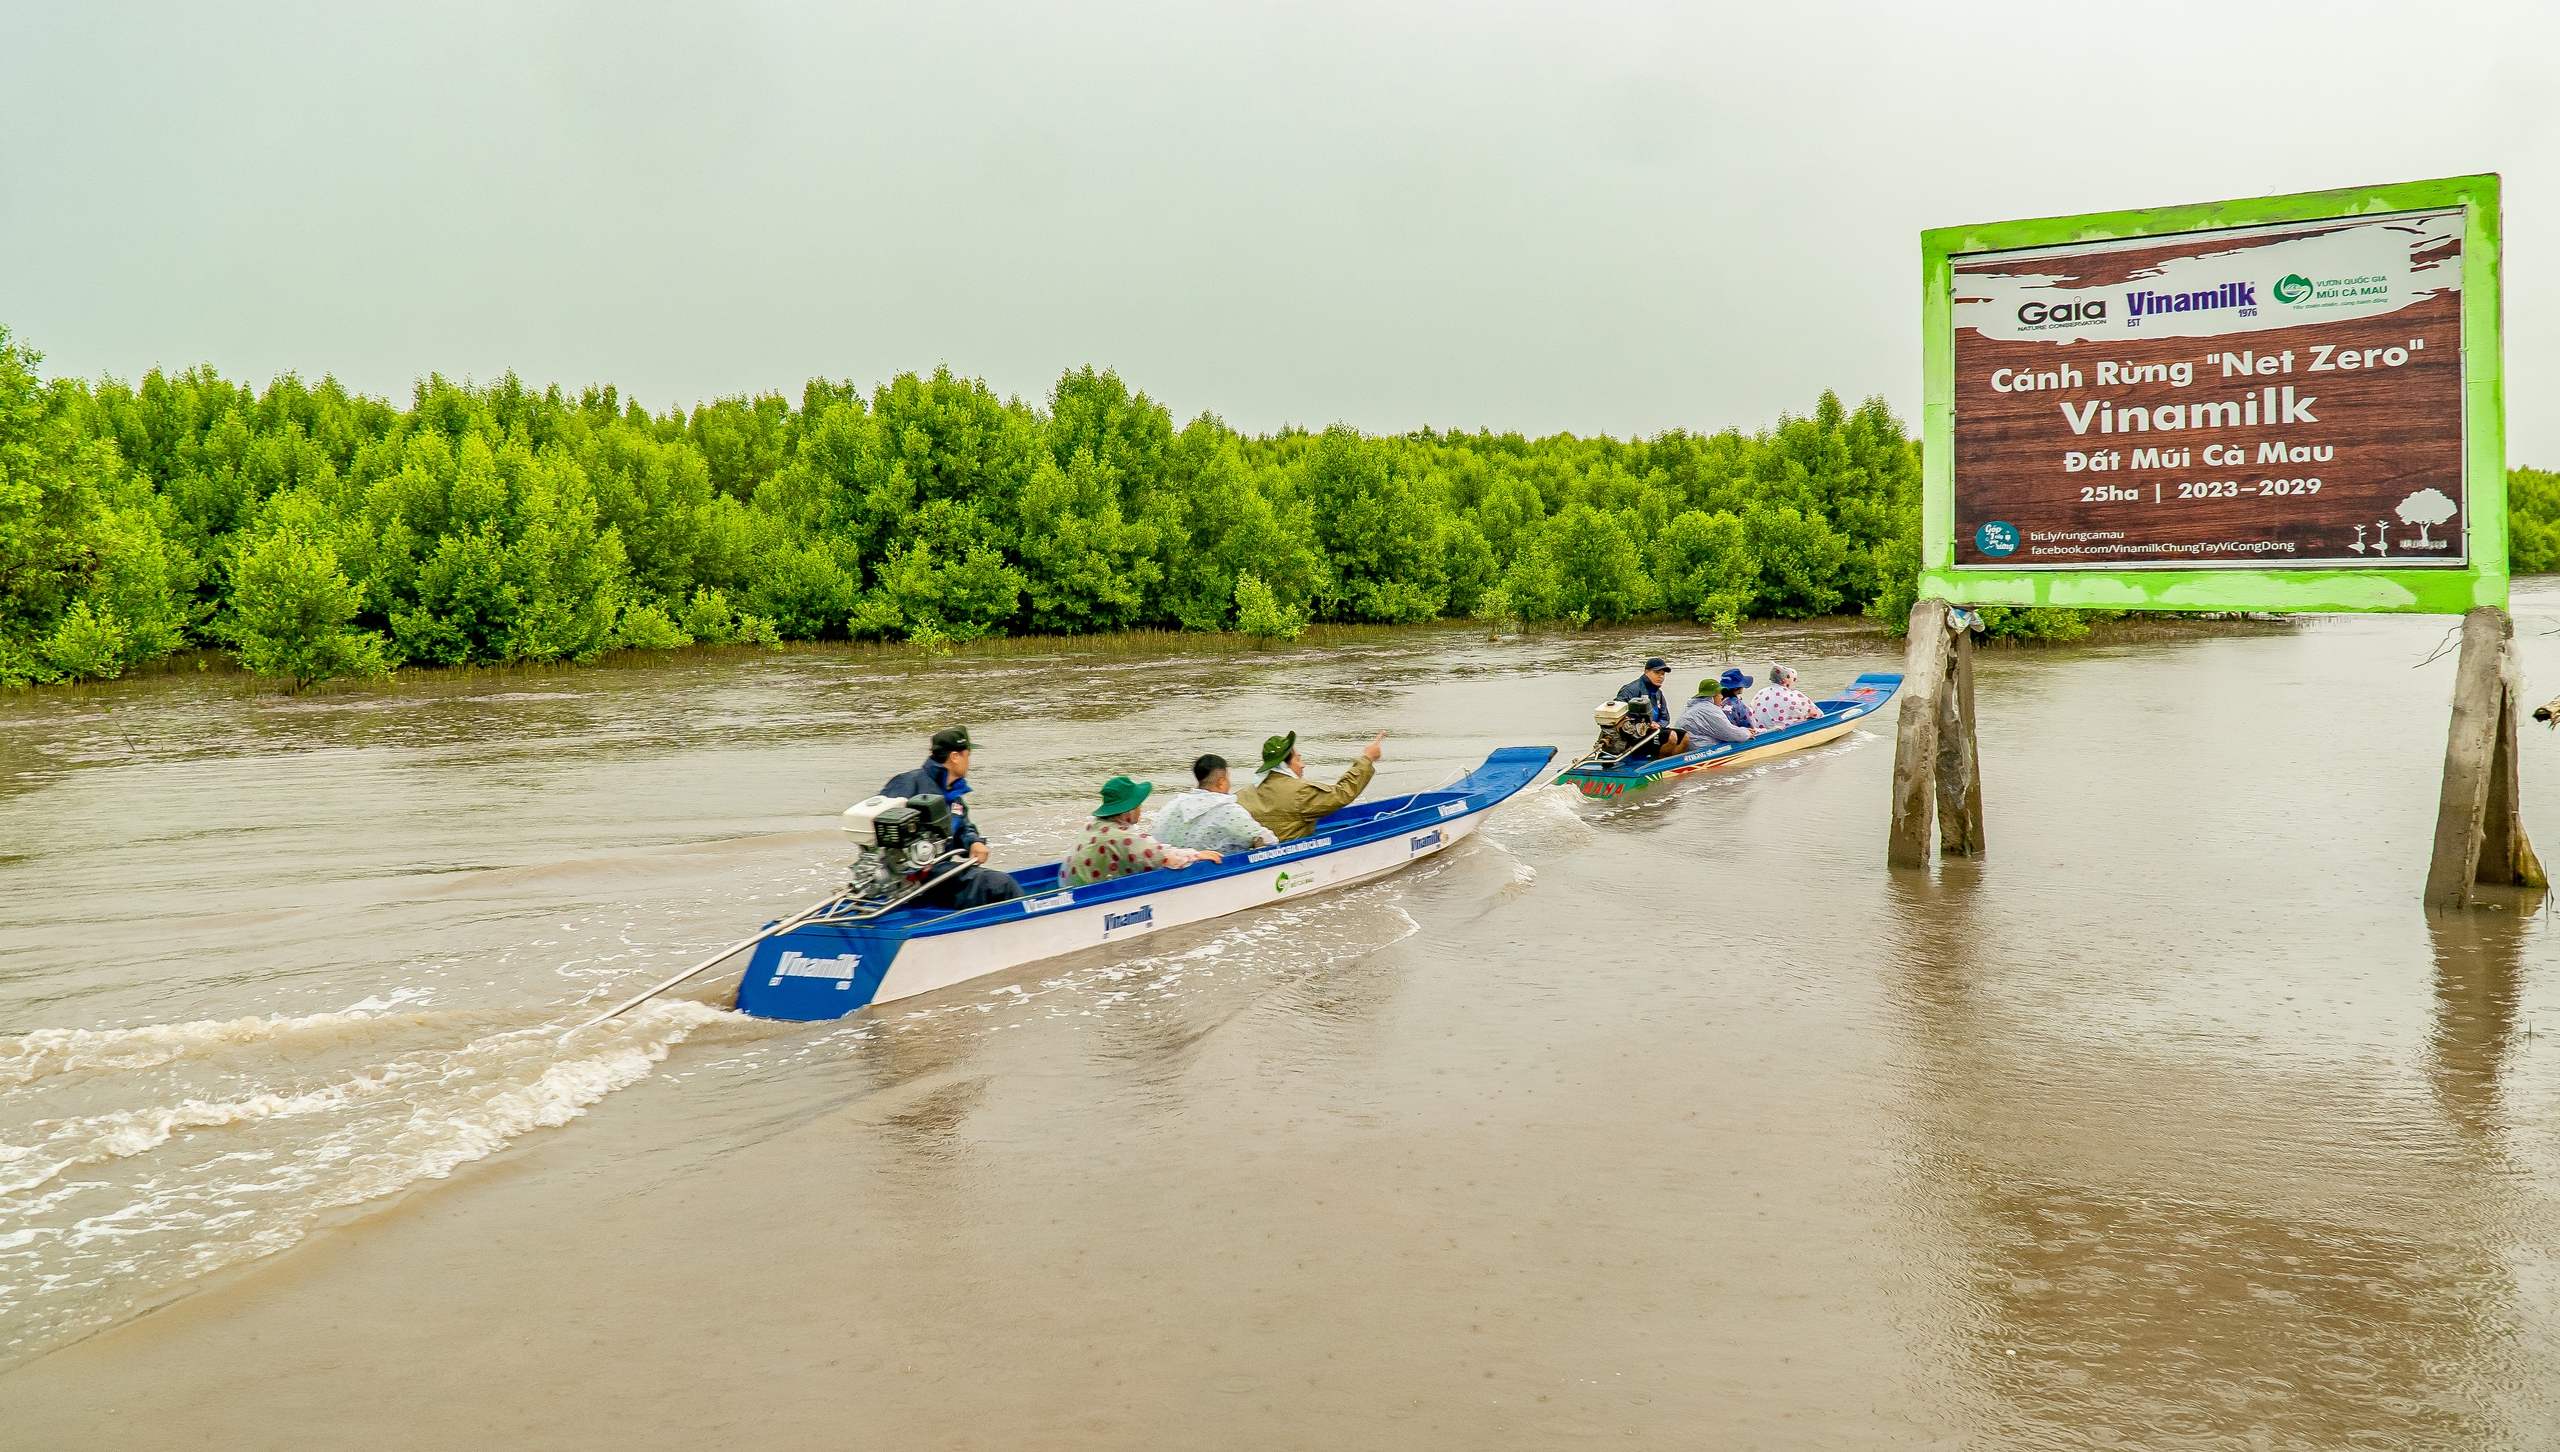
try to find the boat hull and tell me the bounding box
[1555,672,1902,798]
[735,745,1556,1022]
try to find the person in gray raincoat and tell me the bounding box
[1151,754,1277,854]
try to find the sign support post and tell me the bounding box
[1887,600,1985,867]
[2425,607,2546,906]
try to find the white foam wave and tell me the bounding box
[1490,782,1600,841]
[0,1077,391,1199]
[0,1000,729,1246]
[320,1002,726,1207]
[0,1010,423,1088]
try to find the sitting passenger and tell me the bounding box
[1675,676,1754,745]
[1746,664,1820,731]
[1716,668,1756,729]
[1237,730,1383,842]
[1151,754,1278,854]
[1062,775,1221,888]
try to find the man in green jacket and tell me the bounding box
[1237,729,1385,841]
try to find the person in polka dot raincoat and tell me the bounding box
[1062,775,1224,888]
[1745,663,1821,731]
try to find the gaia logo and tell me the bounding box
[2272,273,2314,305]
[1975,520,2020,557]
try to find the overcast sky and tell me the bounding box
[5,2,2555,458]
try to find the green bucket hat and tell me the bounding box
[1259,731,1298,774]
[1094,774,1154,818]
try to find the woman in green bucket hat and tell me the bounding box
[1062,774,1225,888]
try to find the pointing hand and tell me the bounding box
[1361,732,1385,762]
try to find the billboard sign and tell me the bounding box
[1919,176,2503,614]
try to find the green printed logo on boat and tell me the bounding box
[2271,273,2314,305]
[1273,871,1291,894]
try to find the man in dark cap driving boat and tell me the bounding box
[877,726,1024,909]
[1611,656,1687,758]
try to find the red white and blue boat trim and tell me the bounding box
[735,746,1557,1022]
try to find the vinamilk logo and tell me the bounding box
[2272,273,2314,305]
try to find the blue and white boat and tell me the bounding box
[732,745,1557,1022]
[1554,673,1902,798]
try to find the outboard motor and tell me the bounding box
[1591,700,1628,756]
[841,793,960,904]
[1590,697,1658,760]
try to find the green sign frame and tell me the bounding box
[1919,174,2503,614]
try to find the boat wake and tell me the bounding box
[1492,783,1603,842]
[0,1009,422,1089]
[0,998,735,1366]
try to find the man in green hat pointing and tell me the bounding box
[1062,775,1225,888]
[1237,729,1385,842]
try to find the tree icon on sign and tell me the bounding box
[2395,488,2457,546]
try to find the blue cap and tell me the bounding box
[1719,668,1753,690]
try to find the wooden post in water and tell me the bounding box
[1890,599,1985,867]
[1936,621,1985,858]
[1887,600,1947,867]
[2425,606,2548,908]
[1888,599,1985,867]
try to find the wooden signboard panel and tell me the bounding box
[1919,176,2502,614]
[1953,213,2464,569]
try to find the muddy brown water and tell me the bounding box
[5,598,2560,1449]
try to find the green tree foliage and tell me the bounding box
[613,601,692,651]
[2512,467,2560,575]
[1505,505,1653,625]
[221,524,393,689]
[5,324,2033,682]
[0,328,196,684]
[1741,503,1849,618]
[1233,572,1307,643]
[1016,449,1157,633]
[1302,426,1447,624]
[1652,510,1758,623]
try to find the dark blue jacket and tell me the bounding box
[879,759,982,850]
[1615,675,1669,729]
